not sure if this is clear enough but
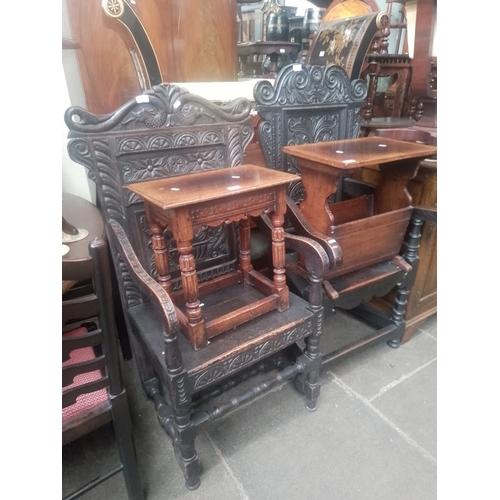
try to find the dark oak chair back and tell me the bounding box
[65,84,254,298]
[62,237,144,500]
[64,84,329,490]
[254,63,367,203]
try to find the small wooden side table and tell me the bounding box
[282,137,437,279]
[126,164,299,350]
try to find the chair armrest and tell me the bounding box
[412,205,437,224]
[284,197,342,270]
[254,213,329,308]
[107,220,180,337]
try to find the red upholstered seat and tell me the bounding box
[62,327,107,423]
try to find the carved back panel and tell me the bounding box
[253,64,367,202]
[66,84,254,307]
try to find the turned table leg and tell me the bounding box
[149,219,173,295]
[270,190,289,311]
[238,216,253,282]
[171,207,206,349]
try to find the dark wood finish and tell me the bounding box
[366,128,437,343]
[406,0,437,128]
[126,164,297,349]
[360,54,413,122]
[65,83,329,490]
[66,0,238,114]
[254,64,368,203]
[237,41,301,77]
[254,63,436,361]
[62,238,144,500]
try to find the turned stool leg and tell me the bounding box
[269,211,289,311]
[171,207,206,349]
[149,219,173,295]
[238,216,253,282]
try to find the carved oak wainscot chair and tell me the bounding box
[62,237,144,500]
[64,84,329,490]
[254,63,437,370]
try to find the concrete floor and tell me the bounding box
[62,310,437,500]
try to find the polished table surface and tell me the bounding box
[125,164,299,210]
[282,136,437,170]
[282,137,437,238]
[126,164,298,350]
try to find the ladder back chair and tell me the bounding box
[62,237,144,500]
[65,84,329,490]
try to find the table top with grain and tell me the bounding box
[126,164,299,210]
[282,136,438,170]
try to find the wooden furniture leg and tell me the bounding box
[238,216,253,282]
[149,218,173,295]
[170,207,206,349]
[298,159,343,236]
[269,209,289,311]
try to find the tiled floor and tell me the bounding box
[62,311,437,500]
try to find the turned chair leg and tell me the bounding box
[387,216,423,349]
[295,273,324,411]
[174,432,201,490]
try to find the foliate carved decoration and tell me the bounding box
[192,320,313,391]
[287,180,306,204]
[65,83,252,305]
[64,83,253,133]
[121,147,226,187]
[67,137,126,223]
[253,64,367,107]
[253,64,367,181]
[287,114,340,146]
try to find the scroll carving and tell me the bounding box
[254,64,367,202]
[66,82,252,302]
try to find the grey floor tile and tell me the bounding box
[326,327,437,400]
[207,377,436,500]
[420,313,437,339]
[62,424,125,499]
[371,360,437,459]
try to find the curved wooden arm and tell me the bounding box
[254,214,329,279]
[285,197,342,270]
[107,220,181,338]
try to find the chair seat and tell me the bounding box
[128,288,316,395]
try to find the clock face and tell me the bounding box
[323,0,374,23]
